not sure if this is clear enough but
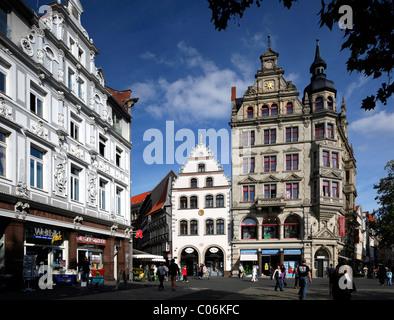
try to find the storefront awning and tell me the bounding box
[133,254,166,262]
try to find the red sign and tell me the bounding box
[339,217,345,236]
[76,236,106,246]
[135,230,143,238]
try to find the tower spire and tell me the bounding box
[268,35,271,48]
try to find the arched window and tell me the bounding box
[284,215,300,239]
[216,194,224,207]
[206,219,214,235]
[190,196,198,208]
[205,195,213,208]
[190,220,198,235]
[216,219,225,234]
[271,104,278,115]
[315,97,324,110]
[44,46,56,73]
[180,220,188,235]
[247,106,254,118]
[241,218,257,239]
[286,102,293,114]
[191,178,197,188]
[198,163,205,172]
[327,96,334,110]
[206,177,213,187]
[180,196,187,209]
[261,105,269,117]
[262,217,278,239]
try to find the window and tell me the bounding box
[70,166,80,201]
[315,96,324,110]
[180,196,187,209]
[216,219,224,234]
[206,219,214,235]
[99,136,106,157]
[0,132,7,176]
[0,70,6,93]
[116,148,122,167]
[271,104,278,115]
[206,177,213,187]
[198,163,205,172]
[247,107,254,118]
[78,47,84,65]
[44,47,55,73]
[242,130,255,147]
[263,217,278,239]
[286,183,299,199]
[99,180,107,210]
[191,178,197,188]
[205,195,213,208]
[190,196,198,208]
[323,180,330,197]
[116,187,122,214]
[113,111,122,135]
[264,156,276,172]
[264,129,276,144]
[264,184,277,199]
[243,185,255,202]
[284,215,300,238]
[180,220,188,235]
[0,7,10,38]
[261,105,269,117]
[190,220,198,235]
[332,152,339,169]
[327,124,334,139]
[286,127,298,142]
[323,151,330,167]
[216,194,224,207]
[327,96,334,110]
[241,218,257,239]
[315,124,324,139]
[243,157,255,174]
[332,181,339,198]
[68,69,75,91]
[30,92,43,117]
[286,102,293,114]
[70,120,79,141]
[30,147,44,189]
[286,154,298,171]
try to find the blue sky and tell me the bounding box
[29,0,394,213]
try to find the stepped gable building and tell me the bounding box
[0,0,137,287]
[171,136,232,276]
[229,39,357,277]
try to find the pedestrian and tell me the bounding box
[363,265,368,279]
[169,259,180,291]
[297,259,312,300]
[280,265,287,288]
[251,266,258,282]
[294,263,299,289]
[387,268,392,286]
[79,257,90,285]
[182,265,188,282]
[378,265,386,286]
[157,263,166,291]
[239,263,244,279]
[203,264,209,280]
[331,265,356,300]
[273,265,283,291]
[326,263,335,295]
[199,264,203,279]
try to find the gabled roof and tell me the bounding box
[146,179,168,216]
[131,191,151,206]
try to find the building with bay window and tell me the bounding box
[0,0,137,288]
[229,39,357,277]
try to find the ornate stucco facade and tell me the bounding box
[229,41,357,277]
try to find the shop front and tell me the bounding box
[180,247,199,276]
[76,234,106,271]
[261,250,280,277]
[204,247,224,277]
[240,249,258,276]
[283,249,302,278]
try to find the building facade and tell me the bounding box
[229,40,357,277]
[0,0,136,287]
[171,138,232,276]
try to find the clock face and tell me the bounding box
[198,209,204,216]
[265,81,274,90]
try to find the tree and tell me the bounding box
[207,0,394,111]
[369,160,394,248]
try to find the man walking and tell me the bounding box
[169,259,180,291]
[157,263,166,291]
[297,259,312,300]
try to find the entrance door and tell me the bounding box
[205,247,224,276]
[314,249,329,277]
[180,248,199,276]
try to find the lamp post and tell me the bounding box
[125,227,143,281]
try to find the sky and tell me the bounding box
[28,0,394,214]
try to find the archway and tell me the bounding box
[314,248,329,277]
[204,246,224,276]
[180,247,199,276]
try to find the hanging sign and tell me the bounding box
[339,216,345,236]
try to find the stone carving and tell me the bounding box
[31,121,48,139]
[54,162,66,192]
[0,98,13,121]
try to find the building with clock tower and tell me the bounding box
[229,39,357,278]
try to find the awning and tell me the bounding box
[240,254,258,261]
[133,254,166,262]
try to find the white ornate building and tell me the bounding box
[0,0,137,286]
[171,137,232,276]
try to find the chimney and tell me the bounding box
[231,87,236,101]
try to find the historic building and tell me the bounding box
[0,0,137,287]
[229,39,357,277]
[171,137,232,276]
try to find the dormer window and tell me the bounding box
[247,106,253,118]
[286,102,293,114]
[198,163,205,172]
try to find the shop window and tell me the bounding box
[241,218,257,239]
[284,215,300,239]
[262,217,278,239]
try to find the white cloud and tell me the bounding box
[344,75,369,99]
[349,110,394,136]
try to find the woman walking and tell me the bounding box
[272,265,283,291]
[251,266,258,282]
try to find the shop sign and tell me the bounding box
[240,250,257,255]
[76,236,106,246]
[284,249,301,255]
[32,228,62,242]
[185,248,194,254]
[261,250,279,255]
[209,247,219,253]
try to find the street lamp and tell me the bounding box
[125,227,143,281]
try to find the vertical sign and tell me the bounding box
[339,216,345,236]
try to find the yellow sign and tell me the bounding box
[52,234,63,243]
